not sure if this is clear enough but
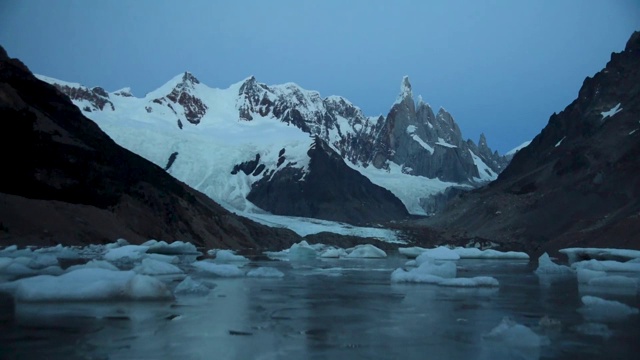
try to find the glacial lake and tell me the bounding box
[1,257,640,360]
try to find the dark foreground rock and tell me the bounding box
[0,45,299,250]
[422,32,640,256]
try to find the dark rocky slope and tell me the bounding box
[0,46,299,250]
[421,32,640,255]
[247,137,409,225]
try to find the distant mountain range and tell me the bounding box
[37,71,508,223]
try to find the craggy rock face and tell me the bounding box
[422,31,640,255]
[236,75,507,184]
[0,46,300,250]
[246,137,409,225]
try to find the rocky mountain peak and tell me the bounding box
[396,76,413,104]
[625,31,640,51]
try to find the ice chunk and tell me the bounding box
[247,267,285,278]
[174,276,212,296]
[146,253,179,264]
[1,262,35,276]
[346,244,387,258]
[452,247,529,260]
[573,322,612,338]
[398,247,427,258]
[0,258,12,271]
[11,268,172,302]
[34,244,79,260]
[483,317,542,359]
[579,295,639,322]
[28,254,59,269]
[415,246,460,263]
[134,258,183,275]
[534,253,574,275]
[587,275,637,290]
[572,259,640,273]
[439,276,499,287]
[39,265,64,276]
[103,245,149,262]
[288,241,318,260]
[192,261,244,277]
[146,240,198,255]
[0,245,18,253]
[391,260,456,282]
[390,268,443,284]
[560,247,640,264]
[124,274,174,300]
[105,238,131,249]
[67,260,119,272]
[319,247,348,258]
[212,250,250,263]
[577,268,606,284]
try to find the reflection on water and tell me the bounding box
[1,258,639,359]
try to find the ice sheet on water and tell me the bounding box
[439,276,499,287]
[8,268,172,302]
[560,247,640,264]
[483,317,542,360]
[415,246,460,263]
[174,276,212,296]
[247,267,285,278]
[146,253,180,264]
[34,244,80,260]
[579,295,639,322]
[212,250,250,263]
[452,247,529,260]
[571,259,640,273]
[192,261,244,277]
[103,245,149,262]
[398,247,427,258]
[573,322,613,338]
[67,260,119,272]
[577,268,606,284]
[134,258,183,275]
[587,275,637,290]
[319,247,348,258]
[146,240,198,255]
[345,244,386,258]
[534,253,574,275]
[390,260,499,287]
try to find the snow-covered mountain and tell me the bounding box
[37,72,507,220]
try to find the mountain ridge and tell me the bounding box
[37,71,508,220]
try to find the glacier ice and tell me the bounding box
[192,261,244,277]
[345,244,387,259]
[534,253,574,275]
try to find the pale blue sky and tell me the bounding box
[1,0,638,153]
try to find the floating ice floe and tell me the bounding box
[534,253,574,275]
[319,247,348,258]
[483,317,542,360]
[5,268,172,302]
[452,247,529,260]
[415,246,460,263]
[398,247,427,258]
[67,260,120,272]
[345,244,387,259]
[247,267,285,278]
[192,261,244,277]
[103,245,150,262]
[560,247,640,264]
[579,295,639,322]
[211,250,250,263]
[145,240,199,255]
[571,259,640,273]
[399,246,529,260]
[573,322,613,338]
[134,258,183,275]
[174,276,212,296]
[391,260,498,287]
